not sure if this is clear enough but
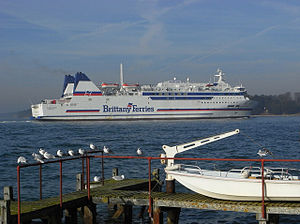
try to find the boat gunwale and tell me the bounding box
[166,169,300,184]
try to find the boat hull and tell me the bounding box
[31,95,253,121]
[166,170,300,201]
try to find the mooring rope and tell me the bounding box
[240,131,274,158]
[241,132,265,149]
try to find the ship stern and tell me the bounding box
[31,103,43,119]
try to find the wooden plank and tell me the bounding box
[8,178,300,220]
[91,185,300,215]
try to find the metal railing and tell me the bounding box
[16,155,300,224]
[17,155,92,224]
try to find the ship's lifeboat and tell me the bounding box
[122,83,139,89]
[205,83,218,87]
[101,83,119,88]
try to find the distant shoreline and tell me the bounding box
[252,113,300,117]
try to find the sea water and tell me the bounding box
[0,116,299,223]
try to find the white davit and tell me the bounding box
[31,65,254,121]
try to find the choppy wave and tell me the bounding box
[0,120,32,124]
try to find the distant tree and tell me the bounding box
[295,92,300,103]
[249,93,300,115]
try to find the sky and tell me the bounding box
[0,0,300,112]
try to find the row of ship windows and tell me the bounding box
[149,96,244,99]
[66,101,239,106]
[149,97,243,99]
[70,101,238,104]
[214,97,243,99]
[143,92,245,96]
[149,97,243,101]
[201,102,238,104]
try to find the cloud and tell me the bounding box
[53,0,200,56]
[1,0,202,57]
[0,1,96,37]
[261,1,300,16]
[139,23,163,47]
[69,20,145,41]
[182,25,279,63]
[136,0,199,52]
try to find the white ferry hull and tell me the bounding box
[31,96,252,120]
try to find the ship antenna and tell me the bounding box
[120,63,124,87]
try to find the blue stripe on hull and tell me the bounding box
[150,97,213,100]
[66,109,100,113]
[157,108,253,112]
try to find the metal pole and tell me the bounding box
[86,157,88,189]
[101,151,104,185]
[82,157,85,190]
[39,164,42,200]
[148,158,152,218]
[261,159,265,219]
[87,157,90,200]
[60,160,63,208]
[17,166,21,224]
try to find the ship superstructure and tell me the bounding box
[31,65,254,120]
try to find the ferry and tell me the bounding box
[31,64,254,120]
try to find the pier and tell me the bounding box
[1,155,300,224]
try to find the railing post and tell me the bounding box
[60,161,63,208]
[148,157,152,218]
[17,166,21,224]
[39,164,42,200]
[87,156,90,200]
[86,157,89,190]
[76,173,83,191]
[112,168,119,177]
[101,151,104,185]
[261,159,266,219]
[4,186,13,201]
[81,157,85,190]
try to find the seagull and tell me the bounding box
[112,175,125,181]
[103,146,112,154]
[68,149,75,156]
[136,148,143,156]
[39,148,46,156]
[17,156,27,164]
[32,153,44,163]
[78,148,85,155]
[43,152,55,159]
[89,143,97,150]
[56,150,64,157]
[93,176,101,182]
[257,148,273,157]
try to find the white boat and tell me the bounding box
[31,64,254,121]
[166,165,300,201]
[162,130,300,201]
